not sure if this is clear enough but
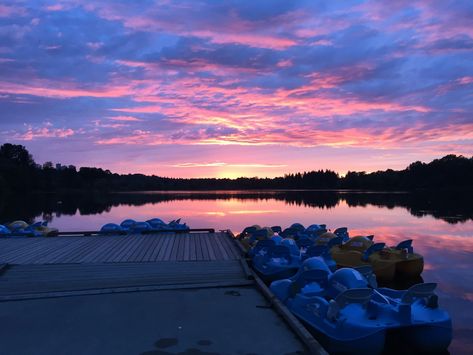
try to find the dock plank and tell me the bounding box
[0,239,50,263]
[69,237,110,263]
[168,235,180,261]
[80,237,116,263]
[152,234,169,261]
[12,239,72,264]
[189,234,197,261]
[0,238,42,256]
[106,235,137,262]
[34,240,84,264]
[141,234,162,262]
[101,235,133,262]
[209,235,224,260]
[213,233,230,260]
[183,235,190,260]
[135,235,155,262]
[195,234,204,261]
[221,234,240,259]
[177,236,185,261]
[157,234,173,261]
[0,260,247,296]
[203,233,217,260]
[50,238,93,264]
[125,235,149,262]
[198,234,209,261]
[87,236,126,263]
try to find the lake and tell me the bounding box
[1,190,472,354]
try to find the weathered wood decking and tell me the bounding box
[0,260,252,300]
[0,232,327,354]
[0,232,240,265]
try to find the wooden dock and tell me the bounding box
[0,231,237,264]
[0,232,327,355]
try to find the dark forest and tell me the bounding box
[1,143,472,193]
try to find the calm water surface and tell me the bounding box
[1,190,472,354]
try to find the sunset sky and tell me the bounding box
[0,0,472,178]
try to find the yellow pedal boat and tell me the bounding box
[383,239,424,277]
[330,236,424,281]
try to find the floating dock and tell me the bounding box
[0,232,327,355]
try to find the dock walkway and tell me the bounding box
[0,232,327,355]
[0,231,238,264]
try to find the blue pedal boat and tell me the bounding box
[251,242,301,282]
[0,224,11,236]
[301,236,343,272]
[100,223,127,234]
[270,257,452,354]
[120,219,136,231]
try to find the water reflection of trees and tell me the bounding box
[0,190,471,224]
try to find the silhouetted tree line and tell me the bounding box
[0,143,472,194]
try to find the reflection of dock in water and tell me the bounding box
[0,232,326,354]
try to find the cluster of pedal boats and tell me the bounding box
[100,218,189,234]
[0,220,58,237]
[0,218,189,237]
[240,223,423,282]
[239,223,452,354]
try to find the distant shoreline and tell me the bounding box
[1,143,472,194]
[6,187,472,195]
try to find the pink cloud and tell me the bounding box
[0,4,27,17]
[96,130,168,145]
[457,76,473,85]
[190,30,297,50]
[0,80,133,99]
[45,4,64,12]
[108,115,142,122]
[312,39,333,46]
[86,42,103,50]
[13,125,75,141]
[276,59,293,68]
[172,162,287,168]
